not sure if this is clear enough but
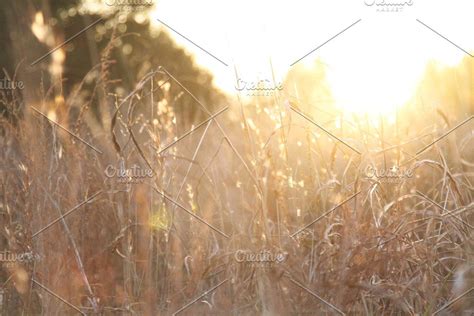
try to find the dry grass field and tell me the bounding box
[0,1,473,315]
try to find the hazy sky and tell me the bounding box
[149,0,473,114]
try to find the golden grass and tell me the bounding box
[0,43,473,316]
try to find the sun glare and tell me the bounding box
[151,0,473,118]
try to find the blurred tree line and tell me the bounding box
[0,0,225,126]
